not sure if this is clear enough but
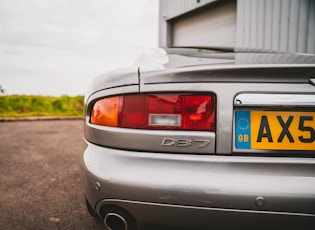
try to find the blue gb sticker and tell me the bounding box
[235,111,251,149]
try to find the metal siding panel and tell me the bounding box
[160,0,220,20]
[279,0,290,52]
[236,0,313,53]
[250,1,258,47]
[159,0,167,47]
[257,0,265,49]
[297,0,310,53]
[159,0,225,47]
[271,0,282,51]
[236,0,244,46]
[160,0,314,53]
[307,0,315,53]
[288,0,300,52]
[243,0,251,47]
[264,0,273,50]
[172,0,237,47]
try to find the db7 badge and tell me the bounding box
[161,138,210,148]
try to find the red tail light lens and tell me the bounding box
[91,94,215,131]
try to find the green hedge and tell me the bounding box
[0,95,84,117]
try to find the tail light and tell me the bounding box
[91,94,215,131]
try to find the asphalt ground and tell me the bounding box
[0,120,104,229]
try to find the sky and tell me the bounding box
[0,0,159,96]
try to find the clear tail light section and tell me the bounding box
[91,94,215,131]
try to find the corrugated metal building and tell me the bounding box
[159,0,315,54]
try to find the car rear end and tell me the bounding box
[81,48,315,229]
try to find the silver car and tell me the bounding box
[81,47,315,230]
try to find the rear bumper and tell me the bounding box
[96,199,315,230]
[81,142,315,229]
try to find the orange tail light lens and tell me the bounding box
[91,96,120,127]
[91,94,215,131]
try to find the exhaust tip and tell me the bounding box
[104,212,128,230]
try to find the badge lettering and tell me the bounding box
[161,138,175,146]
[161,138,209,148]
[194,139,210,148]
[176,139,192,147]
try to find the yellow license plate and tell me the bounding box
[235,111,315,150]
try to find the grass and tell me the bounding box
[0,95,84,118]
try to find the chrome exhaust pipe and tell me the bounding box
[104,212,128,230]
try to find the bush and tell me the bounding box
[0,95,84,117]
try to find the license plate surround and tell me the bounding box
[235,110,315,151]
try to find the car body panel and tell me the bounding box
[85,124,216,154]
[81,144,315,226]
[85,67,139,102]
[85,82,315,155]
[140,65,315,85]
[82,48,315,229]
[96,200,315,230]
[128,82,314,154]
